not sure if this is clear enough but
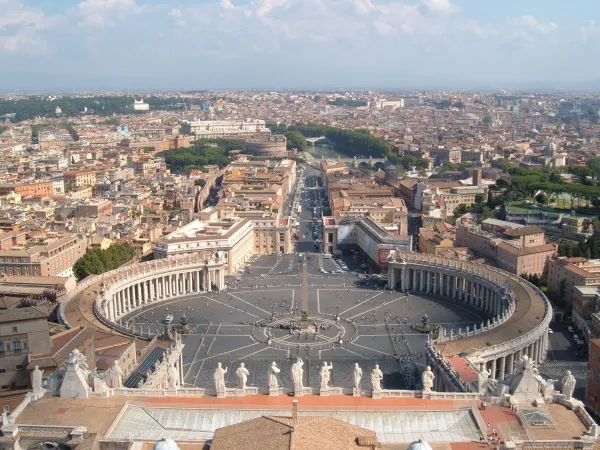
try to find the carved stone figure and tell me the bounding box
[371,364,383,391]
[168,363,179,389]
[105,361,123,388]
[291,358,304,392]
[32,365,44,393]
[236,363,250,390]
[477,363,490,394]
[353,363,363,389]
[319,362,333,389]
[562,370,577,400]
[268,362,280,388]
[214,362,228,394]
[422,366,435,392]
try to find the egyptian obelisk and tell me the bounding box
[301,262,309,327]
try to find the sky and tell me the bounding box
[1,0,600,91]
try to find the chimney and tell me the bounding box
[292,400,298,421]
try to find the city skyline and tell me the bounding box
[2,0,600,91]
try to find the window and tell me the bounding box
[0,342,4,353]
[11,327,17,333]
[12,340,20,352]
[1,386,8,390]
[0,370,5,374]
[16,365,22,370]
[23,342,27,350]
[2,406,8,414]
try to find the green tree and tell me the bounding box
[587,157,600,179]
[474,194,485,205]
[195,179,206,187]
[284,130,307,152]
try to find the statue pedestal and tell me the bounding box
[234,388,245,397]
[269,387,280,396]
[353,388,361,397]
[216,390,226,398]
[421,388,432,399]
[320,387,330,396]
[294,389,304,397]
[371,389,382,399]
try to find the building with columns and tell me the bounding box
[94,254,227,326]
[387,251,551,391]
[152,217,254,275]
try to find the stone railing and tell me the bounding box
[391,251,552,363]
[393,254,517,343]
[59,254,222,330]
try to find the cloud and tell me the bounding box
[507,15,557,35]
[253,0,288,18]
[422,0,458,14]
[581,20,596,41]
[0,0,58,52]
[73,0,145,28]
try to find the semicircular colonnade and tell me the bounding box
[387,251,552,388]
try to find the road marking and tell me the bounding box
[339,292,384,315]
[198,295,262,319]
[347,295,409,320]
[227,292,271,315]
[349,342,391,356]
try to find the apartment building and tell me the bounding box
[0,233,87,277]
[586,339,600,417]
[0,307,52,390]
[153,217,254,274]
[0,181,54,198]
[547,257,600,309]
[63,170,97,192]
[454,223,556,276]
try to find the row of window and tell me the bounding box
[0,340,26,352]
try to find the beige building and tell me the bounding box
[418,223,456,255]
[0,307,51,390]
[153,218,254,274]
[28,326,95,380]
[547,257,600,308]
[454,224,556,276]
[63,170,97,193]
[0,233,87,278]
[180,119,269,138]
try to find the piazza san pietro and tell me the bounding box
[4,2,600,445]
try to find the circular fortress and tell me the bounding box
[245,134,287,158]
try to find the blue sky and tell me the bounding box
[1,0,600,91]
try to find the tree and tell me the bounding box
[474,194,485,205]
[483,113,494,126]
[195,179,206,187]
[284,130,307,152]
[73,243,135,280]
[587,157,600,179]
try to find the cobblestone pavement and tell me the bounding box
[120,262,487,391]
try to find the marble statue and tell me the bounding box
[268,362,280,388]
[214,362,228,394]
[236,363,250,390]
[291,358,304,392]
[562,370,577,400]
[168,363,179,389]
[353,363,363,389]
[32,365,44,393]
[371,364,383,391]
[477,363,490,394]
[422,366,435,392]
[319,362,333,389]
[105,361,123,388]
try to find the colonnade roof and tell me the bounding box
[435,277,547,357]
